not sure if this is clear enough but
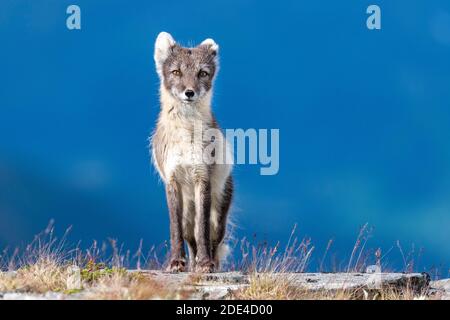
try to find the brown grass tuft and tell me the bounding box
[0,257,69,293]
[82,273,179,300]
[235,273,430,300]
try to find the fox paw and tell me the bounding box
[167,259,186,273]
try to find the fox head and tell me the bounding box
[154,32,219,104]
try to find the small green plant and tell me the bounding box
[63,288,83,295]
[80,260,127,283]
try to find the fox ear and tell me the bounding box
[200,38,219,55]
[154,32,176,75]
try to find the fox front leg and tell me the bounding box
[194,178,215,272]
[166,180,186,272]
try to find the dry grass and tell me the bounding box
[235,274,357,300]
[0,222,442,300]
[231,223,435,300]
[0,222,176,299]
[0,258,68,293]
[82,273,179,300]
[230,224,315,273]
[235,273,430,300]
[235,274,297,300]
[0,259,179,299]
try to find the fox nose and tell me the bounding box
[185,89,195,99]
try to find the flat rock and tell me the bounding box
[128,270,248,299]
[0,292,68,300]
[275,272,430,291]
[0,270,440,300]
[132,271,430,299]
[430,278,450,290]
[430,279,450,300]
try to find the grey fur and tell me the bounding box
[162,45,217,98]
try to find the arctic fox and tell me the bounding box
[151,32,233,273]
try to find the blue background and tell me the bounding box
[1,1,449,274]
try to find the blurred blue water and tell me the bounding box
[0,0,449,274]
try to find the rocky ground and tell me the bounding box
[0,270,449,300]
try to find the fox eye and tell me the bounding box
[199,71,209,78]
[171,70,182,76]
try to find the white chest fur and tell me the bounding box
[153,88,232,185]
[163,121,204,180]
